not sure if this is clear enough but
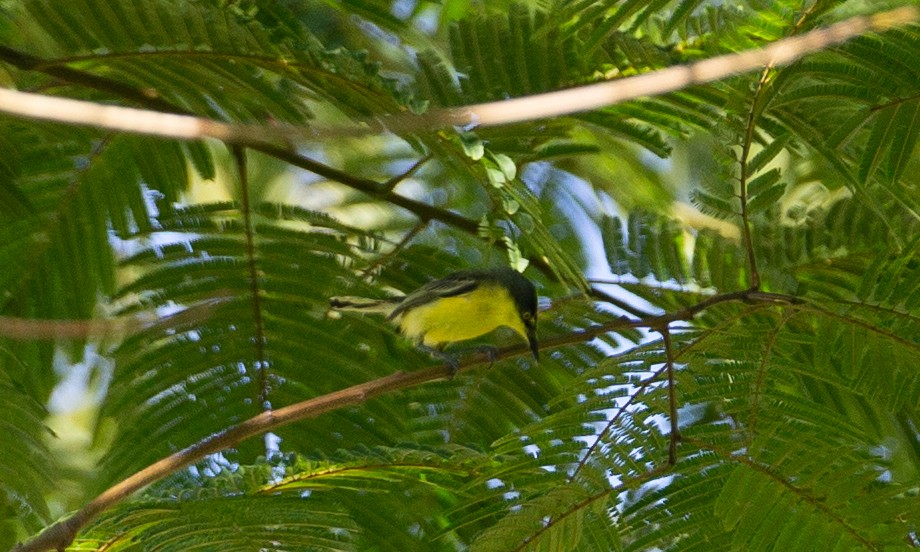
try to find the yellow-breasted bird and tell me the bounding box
[330,267,539,361]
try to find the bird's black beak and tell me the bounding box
[527,326,539,362]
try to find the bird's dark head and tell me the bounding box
[497,268,539,361]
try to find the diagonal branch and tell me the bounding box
[0,295,228,340]
[360,220,429,281]
[0,7,914,139]
[13,288,800,552]
[0,46,561,278]
[12,357,469,552]
[567,364,669,483]
[0,46,482,247]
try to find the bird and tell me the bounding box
[330,267,539,365]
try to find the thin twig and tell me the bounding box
[360,220,428,281]
[735,2,826,291]
[660,325,680,465]
[746,310,795,442]
[378,153,434,193]
[737,64,771,290]
[567,364,669,483]
[233,147,270,408]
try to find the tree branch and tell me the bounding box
[0,46,563,279]
[3,6,910,286]
[0,294,229,340]
[0,46,483,242]
[13,288,798,552]
[0,7,913,140]
[567,364,669,483]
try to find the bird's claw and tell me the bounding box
[476,345,499,368]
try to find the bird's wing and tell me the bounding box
[386,273,480,320]
[329,296,401,315]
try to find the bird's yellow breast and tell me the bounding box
[395,283,527,347]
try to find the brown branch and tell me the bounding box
[0,294,229,341]
[0,46,488,255]
[13,353,481,552]
[659,325,681,466]
[534,290,798,354]
[2,262,800,549]
[254,142,480,233]
[258,142,560,276]
[13,287,798,552]
[0,7,914,140]
[360,220,428,281]
[233,147,270,408]
[737,64,771,290]
[0,314,136,340]
[0,10,913,286]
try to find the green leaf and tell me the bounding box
[746,167,782,198]
[746,182,786,213]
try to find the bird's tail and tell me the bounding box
[329,296,401,316]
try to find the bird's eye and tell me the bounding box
[522,311,532,321]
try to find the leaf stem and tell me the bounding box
[233,147,270,409]
[737,65,772,291]
[660,325,680,465]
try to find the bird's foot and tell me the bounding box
[419,345,461,378]
[475,345,499,368]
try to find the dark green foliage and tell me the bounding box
[0,375,53,542]
[1,0,919,551]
